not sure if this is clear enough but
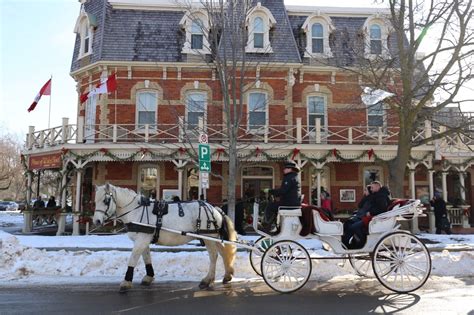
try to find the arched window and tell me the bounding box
[179,10,210,54]
[186,92,206,130]
[311,23,324,53]
[245,4,276,53]
[370,24,382,54]
[302,14,334,58]
[363,16,391,59]
[248,92,267,131]
[191,19,204,50]
[253,17,264,49]
[136,91,158,130]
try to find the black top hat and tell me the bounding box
[284,161,300,172]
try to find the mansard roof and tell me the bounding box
[70,0,397,73]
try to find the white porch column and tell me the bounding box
[316,171,322,207]
[56,167,68,236]
[459,171,466,201]
[428,170,436,233]
[72,169,83,236]
[172,160,188,200]
[408,163,419,233]
[23,172,33,233]
[178,168,184,200]
[442,171,448,202]
[428,170,435,200]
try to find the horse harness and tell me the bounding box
[126,199,224,244]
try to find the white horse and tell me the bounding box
[93,184,237,292]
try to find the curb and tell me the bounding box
[32,245,474,253]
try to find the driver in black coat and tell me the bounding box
[263,161,301,232]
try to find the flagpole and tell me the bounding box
[114,68,117,125]
[48,74,52,129]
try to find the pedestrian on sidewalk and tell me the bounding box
[431,192,452,235]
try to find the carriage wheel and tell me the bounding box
[349,254,374,277]
[249,236,274,276]
[261,240,311,293]
[372,231,431,293]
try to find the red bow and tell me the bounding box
[291,148,300,160]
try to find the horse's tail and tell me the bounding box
[220,215,237,274]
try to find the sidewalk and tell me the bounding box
[14,233,474,253]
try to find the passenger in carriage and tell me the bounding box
[342,181,391,249]
[262,161,301,233]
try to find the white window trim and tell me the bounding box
[74,10,93,59]
[301,14,334,58]
[245,4,276,53]
[307,94,328,134]
[363,16,392,60]
[247,91,268,134]
[180,10,211,55]
[185,91,207,131]
[135,90,158,133]
[366,102,388,135]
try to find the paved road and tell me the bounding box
[1,276,473,315]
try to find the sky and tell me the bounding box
[0,0,473,139]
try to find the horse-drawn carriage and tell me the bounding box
[93,184,431,294]
[248,200,431,293]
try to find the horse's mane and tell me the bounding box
[98,184,139,198]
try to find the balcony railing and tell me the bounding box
[25,117,473,150]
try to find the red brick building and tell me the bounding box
[23,0,473,234]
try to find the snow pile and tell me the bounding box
[1,230,474,286]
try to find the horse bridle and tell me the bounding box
[95,191,117,221]
[95,188,141,223]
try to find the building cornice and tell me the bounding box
[70,60,365,80]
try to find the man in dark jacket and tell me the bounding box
[343,181,391,248]
[430,192,452,235]
[263,161,301,232]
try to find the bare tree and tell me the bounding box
[309,0,473,197]
[173,0,297,220]
[0,133,25,200]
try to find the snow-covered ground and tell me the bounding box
[1,211,474,286]
[0,211,23,228]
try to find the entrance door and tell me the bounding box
[242,179,273,202]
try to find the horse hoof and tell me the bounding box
[223,275,232,284]
[141,275,154,286]
[199,281,211,289]
[119,281,132,293]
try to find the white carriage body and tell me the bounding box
[256,199,422,255]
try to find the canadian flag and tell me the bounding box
[80,73,117,103]
[27,78,52,112]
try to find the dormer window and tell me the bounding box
[370,24,382,54]
[245,4,276,53]
[74,9,96,59]
[363,16,392,59]
[191,20,204,50]
[180,10,210,55]
[302,14,334,58]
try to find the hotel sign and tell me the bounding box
[29,153,62,170]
